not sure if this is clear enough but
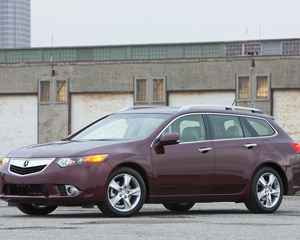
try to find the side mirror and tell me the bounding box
[160,133,180,146]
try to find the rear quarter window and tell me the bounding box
[245,117,275,136]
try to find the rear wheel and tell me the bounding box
[98,167,146,217]
[245,166,283,213]
[163,202,195,212]
[17,203,57,215]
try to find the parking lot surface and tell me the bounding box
[1,196,300,239]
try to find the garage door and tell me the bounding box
[273,90,300,142]
[169,91,235,107]
[71,93,133,133]
[0,95,38,159]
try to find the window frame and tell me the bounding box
[282,41,300,55]
[243,43,262,56]
[150,77,166,103]
[225,43,243,56]
[55,79,68,103]
[236,75,251,102]
[254,74,270,101]
[39,79,51,104]
[134,78,148,103]
[134,77,166,104]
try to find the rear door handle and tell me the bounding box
[198,148,213,153]
[244,144,257,149]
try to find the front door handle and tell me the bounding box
[198,147,213,153]
[244,144,257,149]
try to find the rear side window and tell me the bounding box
[245,117,275,136]
[208,115,244,139]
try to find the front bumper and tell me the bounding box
[0,159,112,206]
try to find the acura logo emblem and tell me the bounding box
[23,160,29,167]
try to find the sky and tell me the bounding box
[31,0,300,48]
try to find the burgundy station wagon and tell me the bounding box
[1,105,300,217]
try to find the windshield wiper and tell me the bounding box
[90,139,114,141]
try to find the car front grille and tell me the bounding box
[4,184,49,196]
[9,158,55,176]
[10,165,47,175]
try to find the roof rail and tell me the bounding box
[118,106,175,112]
[178,105,263,114]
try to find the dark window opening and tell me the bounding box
[40,81,50,103]
[136,79,147,102]
[238,76,250,100]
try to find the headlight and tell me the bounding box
[1,157,9,167]
[56,154,109,168]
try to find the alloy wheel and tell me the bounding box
[256,172,281,208]
[107,173,141,212]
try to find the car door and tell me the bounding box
[208,114,261,194]
[151,114,215,197]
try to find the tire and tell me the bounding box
[98,167,146,217]
[17,203,57,215]
[163,202,195,212]
[245,166,283,213]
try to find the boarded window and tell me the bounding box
[136,79,147,102]
[40,81,50,103]
[153,78,164,101]
[256,76,268,99]
[56,80,67,102]
[238,76,250,100]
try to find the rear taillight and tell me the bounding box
[290,142,300,154]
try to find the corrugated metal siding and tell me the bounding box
[262,42,282,55]
[0,39,298,63]
[76,49,93,61]
[0,42,226,63]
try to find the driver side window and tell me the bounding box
[163,115,206,143]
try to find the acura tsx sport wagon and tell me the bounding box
[1,105,300,217]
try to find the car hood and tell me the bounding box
[6,140,127,158]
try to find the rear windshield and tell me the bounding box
[71,113,169,141]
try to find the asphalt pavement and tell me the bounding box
[1,196,300,239]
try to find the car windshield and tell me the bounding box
[71,113,169,141]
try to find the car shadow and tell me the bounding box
[6,208,252,219]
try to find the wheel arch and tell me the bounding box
[254,163,288,195]
[113,162,150,201]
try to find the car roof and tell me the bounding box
[114,106,179,115]
[114,105,274,120]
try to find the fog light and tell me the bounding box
[65,185,79,196]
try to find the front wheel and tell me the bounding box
[163,202,195,211]
[17,203,57,215]
[98,167,146,217]
[245,167,283,213]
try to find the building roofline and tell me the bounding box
[225,38,300,44]
[0,38,299,51]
